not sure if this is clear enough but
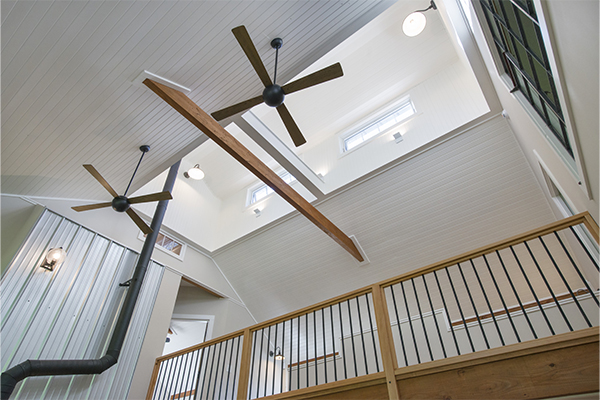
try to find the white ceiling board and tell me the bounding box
[1,0,396,199]
[212,116,556,322]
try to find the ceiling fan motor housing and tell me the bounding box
[262,84,285,107]
[112,195,130,212]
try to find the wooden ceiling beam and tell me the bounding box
[143,79,363,262]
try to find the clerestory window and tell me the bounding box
[342,97,415,152]
[479,0,572,157]
[248,171,296,206]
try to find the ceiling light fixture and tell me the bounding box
[40,247,67,271]
[403,0,437,37]
[183,164,205,180]
[270,347,285,361]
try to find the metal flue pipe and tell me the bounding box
[1,161,180,400]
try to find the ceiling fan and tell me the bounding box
[211,25,344,147]
[72,145,172,235]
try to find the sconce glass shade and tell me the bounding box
[41,247,67,271]
[270,347,285,360]
[184,164,205,180]
[403,12,427,36]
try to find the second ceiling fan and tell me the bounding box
[211,25,344,147]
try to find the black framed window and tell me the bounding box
[479,0,572,157]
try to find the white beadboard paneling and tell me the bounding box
[1,0,396,200]
[213,116,555,322]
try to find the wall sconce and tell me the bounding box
[393,132,403,143]
[270,347,284,361]
[40,247,66,271]
[253,209,261,217]
[183,164,205,180]
[403,0,437,37]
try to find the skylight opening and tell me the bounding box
[343,98,416,152]
[248,172,296,206]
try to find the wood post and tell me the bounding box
[236,328,254,400]
[583,213,599,244]
[371,284,400,400]
[145,359,162,400]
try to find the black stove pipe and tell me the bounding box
[1,161,180,400]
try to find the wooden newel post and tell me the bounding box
[145,359,162,400]
[236,328,254,400]
[371,284,400,400]
[582,212,599,244]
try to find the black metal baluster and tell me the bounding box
[214,342,224,399]
[220,340,231,399]
[433,270,460,355]
[272,323,279,395]
[509,245,558,334]
[540,236,592,326]
[496,250,538,339]
[206,344,219,399]
[198,346,212,400]
[389,285,410,365]
[313,310,318,386]
[155,359,169,400]
[305,313,309,388]
[411,278,434,361]
[329,305,338,382]
[482,254,521,343]
[182,350,197,400]
[569,226,600,271]
[161,358,175,400]
[346,299,359,377]
[554,231,599,307]
[229,337,241,399]
[167,355,184,400]
[421,275,447,358]
[192,347,206,400]
[256,328,265,398]
[365,294,380,372]
[355,296,369,374]
[280,321,285,393]
[338,302,348,380]
[400,281,421,363]
[297,316,301,390]
[248,331,257,399]
[224,340,234,400]
[469,259,505,346]
[457,262,490,350]
[445,267,476,352]
[288,318,293,392]
[321,308,328,383]
[263,325,271,397]
[165,358,177,396]
[175,352,190,399]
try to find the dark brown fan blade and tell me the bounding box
[276,104,306,147]
[83,164,119,197]
[232,25,273,87]
[128,191,172,204]
[126,208,152,235]
[71,202,113,212]
[282,63,343,95]
[211,94,264,121]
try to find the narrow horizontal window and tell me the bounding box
[343,98,415,152]
[140,231,186,259]
[248,171,296,205]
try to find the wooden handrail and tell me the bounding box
[147,212,598,399]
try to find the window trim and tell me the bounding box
[138,229,187,261]
[339,96,416,154]
[245,170,297,207]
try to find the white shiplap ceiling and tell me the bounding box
[1,0,395,200]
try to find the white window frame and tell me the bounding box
[138,230,187,261]
[340,96,416,154]
[246,171,297,207]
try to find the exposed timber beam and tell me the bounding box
[143,79,363,262]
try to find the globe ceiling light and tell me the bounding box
[184,164,205,180]
[402,0,437,37]
[41,247,67,271]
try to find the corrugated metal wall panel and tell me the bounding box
[0,209,164,399]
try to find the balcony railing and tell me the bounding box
[147,212,599,400]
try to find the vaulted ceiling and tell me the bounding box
[1,0,395,200]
